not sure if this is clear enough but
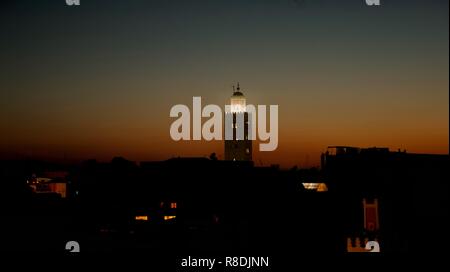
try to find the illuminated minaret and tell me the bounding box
[224,83,252,161]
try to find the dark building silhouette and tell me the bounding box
[321,146,449,253]
[0,147,447,255]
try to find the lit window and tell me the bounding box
[164,215,176,221]
[135,215,148,221]
[302,183,328,192]
[302,183,319,190]
[170,202,177,209]
[317,183,328,192]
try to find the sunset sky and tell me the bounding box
[1,0,448,167]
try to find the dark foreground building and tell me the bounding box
[0,147,447,254]
[322,146,449,253]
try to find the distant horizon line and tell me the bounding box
[1,147,448,166]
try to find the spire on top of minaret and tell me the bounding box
[232,82,243,97]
